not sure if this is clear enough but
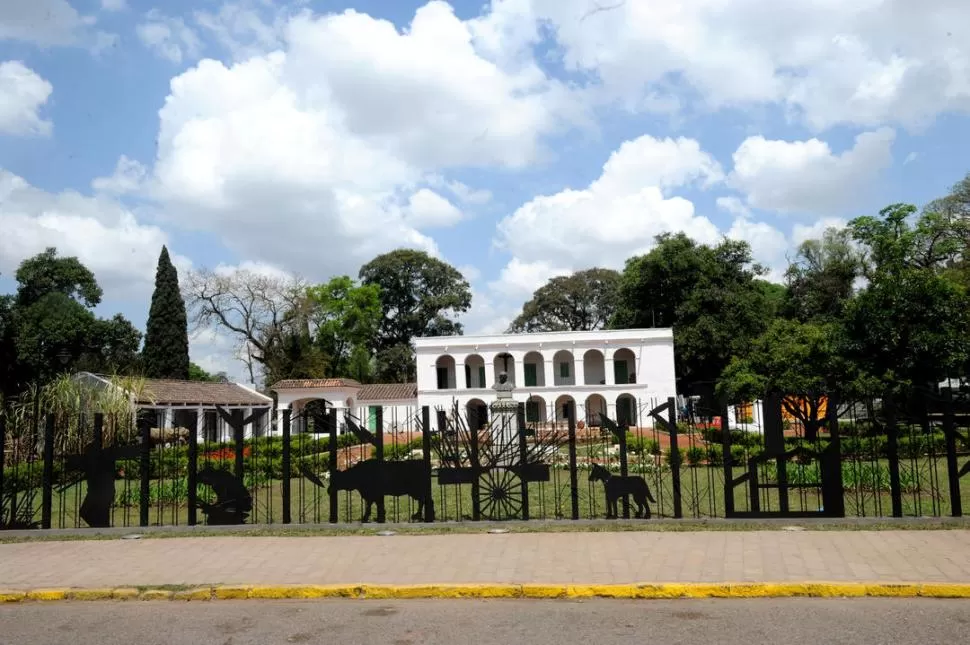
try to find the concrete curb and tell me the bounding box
[2,583,970,602]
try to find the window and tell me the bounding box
[526,400,540,422]
[478,366,486,388]
[524,363,537,387]
[465,365,471,388]
[559,362,570,378]
[437,366,449,389]
[614,360,628,384]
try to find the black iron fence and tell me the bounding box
[2,393,968,529]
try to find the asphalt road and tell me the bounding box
[1,599,968,645]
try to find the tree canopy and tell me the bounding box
[508,268,620,333]
[142,246,190,380]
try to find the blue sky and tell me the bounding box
[2,0,969,381]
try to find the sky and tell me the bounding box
[2,0,969,383]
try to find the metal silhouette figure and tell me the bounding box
[300,460,433,522]
[196,465,252,525]
[588,463,656,519]
[61,443,141,528]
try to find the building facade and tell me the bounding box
[413,328,676,428]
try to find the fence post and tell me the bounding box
[720,405,735,517]
[41,414,55,529]
[231,409,245,480]
[823,394,845,517]
[328,408,338,523]
[421,406,434,522]
[885,404,903,518]
[281,409,291,524]
[517,403,530,521]
[667,397,683,519]
[469,406,481,521]
[567,405,579,521]
[0,414,5,525]
[187,410,198,527]
[943,395,962,517]
[139,411,152,527]
[618,419,630,520]
[376,406,385,523]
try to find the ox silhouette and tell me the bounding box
[300,459,433,522]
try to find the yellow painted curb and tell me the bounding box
[0,590,27,603]
[248,585,361,599]
[25,588,70,601]
[5,582,970,602]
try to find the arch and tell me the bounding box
[522,351,545,387]
[463,354,487,389]
[612,348,637,385]
[616,393,638,427]
[466,398,488,431]
[552,350,575,386]
[435,355,457,390]
[583,349,605,385]
[554,394,576,423]
[289,397,334,436]
[493,352,516,387]
[524,394,547,423]
[584,394,607,427]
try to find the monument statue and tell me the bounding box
[492,371,514,398]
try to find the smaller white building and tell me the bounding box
[414,328,677,428]
[273,379,418,435]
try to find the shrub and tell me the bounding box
[685,446,706,465]
[665,448,684,468]
[626,433,660,456]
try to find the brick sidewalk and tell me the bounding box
[2,531,969,590]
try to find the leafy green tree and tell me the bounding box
[613,233,771,392]
[359,249,471,382]
[307,276,381,379]
[782,227,862,323]
[142,246,190,380]
[0,291,20,396]
[15,247,102,309]
[509,268,620,332]
[844,204,970,396]
[188,362,219,382]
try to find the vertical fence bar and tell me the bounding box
[281,410,291,525]
[516,403,530,521]
[40,415,55,529]
[421,406,434,522]
[885,404,903,518]
[469,406,481,521]
[139,412,151,527]
[567,405,579,521]
[376,406,386,524]
[618,421,630,519]
[824,395,845,518]
[0,414,7,524]
[231,410,244,480]
[328,408,338,523]
[187,411,199,527]
[720,406,735,517]
[943,395,962,517]
[666,397,683,519]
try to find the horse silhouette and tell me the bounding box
[301,459,433,522]
[196,466,252,525]
[588,463,656,519]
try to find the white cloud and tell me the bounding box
[488,258,571,299]
[726,216,789,283]
[500,0,970,130]
[716,196,751,218]
[101,0,127,11]
[194,1,286,61]
[144,2,578,281]
[91,155,147,195]
[792,217,850,248]
[0,61,53,137]
[404,189,464,228]
[0,0,85,45]
[730,128,895,215]
[495,134,723,271]
[136,10,202,64]
[0,169,186,300]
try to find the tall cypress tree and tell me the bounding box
[142,246,190,379]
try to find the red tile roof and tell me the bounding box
[137,379,271,406]
[357,383,417,402]
[271,378,362,390]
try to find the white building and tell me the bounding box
[413,328,676,428]
[271,328,677,433]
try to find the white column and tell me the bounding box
[196,406,205,443]
[543,357,555,389]
[605,351,615,385]
[480,352,497,389]
[510,350,525,388]
[456,354,467,390]
[574,351,585,386]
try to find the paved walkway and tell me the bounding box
[2,531,970,590]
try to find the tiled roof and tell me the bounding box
[357,383,417,402]
[137,379,271,406]
[271,378,362,390]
